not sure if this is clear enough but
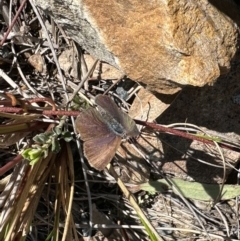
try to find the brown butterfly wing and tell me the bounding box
[84,134,121,170]
[75,108,110,141]
[118,110,139,137]
[75,107,121,170]
[95,95,139,137]
[95,95,123,122]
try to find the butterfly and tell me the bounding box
[75,94,139,170]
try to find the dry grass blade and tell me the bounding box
[0,114,41,148]
[0,152,54,240]
[0,142,76,240]
[0,162,28,229]
[59,143,75,241]
[0,69,23,96]
[107,164,163,241]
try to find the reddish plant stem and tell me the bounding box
[135,120,240,153]
[135,120,214,144]
[42,110,80,117]
[0,107,23,113]
[1,105,240,153]
[0,107,80,116]
[0,100,16,106]
[0,154,23,176]
[0,0,28,46]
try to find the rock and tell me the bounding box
[33,0,239,94]
[156,59,240,184]
[84,54,123,80]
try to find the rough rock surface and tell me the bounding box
[33,0,239,93]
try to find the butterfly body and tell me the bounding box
[75,95,139,170]
[97,105,126,137]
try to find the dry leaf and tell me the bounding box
[28,54,46,73]
[58,47,79,78]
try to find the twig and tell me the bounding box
[103,74,125,95]
[0,68,23,95]
[0,154,23,176]
[10,41,43,97]
[29,0,69,103]
[67,59,99,105]
[0,0,27,46]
